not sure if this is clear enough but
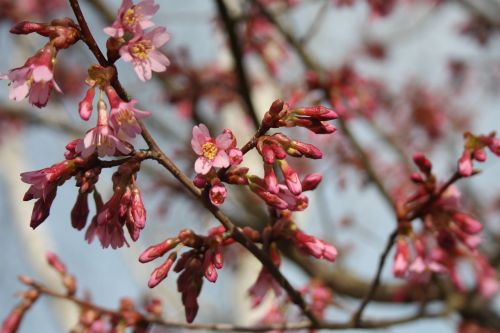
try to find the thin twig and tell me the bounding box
[27,279,444,331]
[214,0,261,129]
[350,229,398,325]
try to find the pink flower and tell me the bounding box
[248,268,282,308]
[76,100,132,158]
[191,124,232,175]
[209,183,227,207]
[104,0,159,37]
[1,45,61,108]
[119,27,170,81]
[293,230,337,262]
[106,87,151,138]
[393,239,411,278]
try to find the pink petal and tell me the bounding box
[32,66,53,82]
[211,151,230,168]
[194,157,212,175]
[215,132,232,150]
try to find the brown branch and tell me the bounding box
[214,0,261,129]
[67,0,319,325]
[350,229,398,325]
[27,279,445,331]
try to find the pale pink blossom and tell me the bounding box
[106,87,151,138]
[1,45,61,108]
[104,0,159,37]
[76,100,132,158]
[191,124,232,175]
[119,27,170,81]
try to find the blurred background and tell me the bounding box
[1,0,499,332]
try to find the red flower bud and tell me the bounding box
[139,238,179,263]
[148,253,177,288]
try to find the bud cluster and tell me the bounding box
[139,227,227,322]
[391,152,498,297]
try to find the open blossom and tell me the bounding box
[104,0,159,37]
[76,100,132,158]
[106,86,151,138]
[1,44,61,108]
[119,27,170,81]
[191,124,234,175]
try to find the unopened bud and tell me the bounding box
[139,238,179,263]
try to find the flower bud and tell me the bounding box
[148,253,177,288]
[139,238,180,263]
[302,173,322,191]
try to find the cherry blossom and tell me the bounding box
[1,44,61,108]
[119,27,170,81]
[104,0,159,37]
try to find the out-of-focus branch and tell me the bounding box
[250,0,394,208]
[214,0,261,129]
[25,278,447,332]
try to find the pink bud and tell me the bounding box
[278,160,302,195]
[130,187,146,229]
[228,148,243,165]
[148,253,177,288]
[473,148,486,162]
[1,308,23,333]
[302,173,322,191]
[139,238,179,263]
[268,99,285,116]
[46,252,66,274]
[212,245,224,269]
[457,153,473,177]
[193,175,207,188]
[292,141,322,159]
[410,172,424,183]
[291,105,338,120]
[413,153,432,174]
[203,251,218,283]
[452,212,483,234]
[71,192,89,230]
[264,164,279,194]
[78,87,95,121]
[10,21,45,35]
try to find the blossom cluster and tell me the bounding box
[104,0,170,81]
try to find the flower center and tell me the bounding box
[202,142,218,160]
[115,108,135,126]
[131,40,153,60]
[124,8,137,27]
